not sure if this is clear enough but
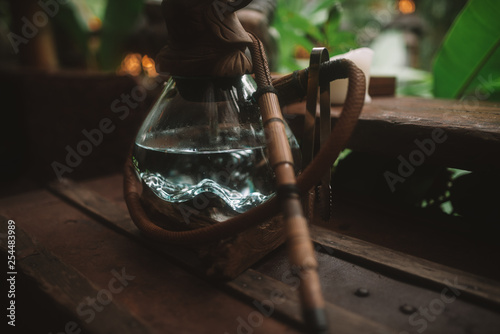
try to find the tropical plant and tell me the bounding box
[432,0,500,101]
[272,0,358,72]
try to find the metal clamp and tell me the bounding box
[302,47,332,222]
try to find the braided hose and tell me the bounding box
[123,55,365,245]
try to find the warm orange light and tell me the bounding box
[88,17,102,32]
[142,55,158,77]
[399,0,415,14]
[118,53,159,77]
[119,53,142,76]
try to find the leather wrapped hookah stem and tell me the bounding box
[247,33,328,333]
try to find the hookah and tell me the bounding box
[124,1,366,332]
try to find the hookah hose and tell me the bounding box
[123,56,365,245]
[272,58,356,107]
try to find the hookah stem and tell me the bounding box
[248,33,328,334]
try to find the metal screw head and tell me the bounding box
[400,304,417,315]
[354,288,370,297]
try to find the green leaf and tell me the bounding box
[462,46,500,101]
[305,0,339,15]
[272,0,358,72]
[97,0,144,71]
[286,12,324,42]
[433,0,500,99]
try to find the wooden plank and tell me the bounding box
[47,180,208,277]
[51,179,500,309]
[368,77,396,97]
[0,218,154,334]
[310,225,500,309]
[53,178,286,279]
[51,179,138,234]
[85,174,500,281]
[48,179,396,334]
[253,246,500,334]
[227,270,394,334]
[283,97,500,170]
[2,192,297,334]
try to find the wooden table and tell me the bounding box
[2,93,500,333]
[284,97,500,171]
[2,174,500,334]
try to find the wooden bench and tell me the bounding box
[2,96,500,333]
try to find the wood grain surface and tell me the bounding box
[284,97,500,170]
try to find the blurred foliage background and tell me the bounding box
[269,0,500,103]
[2,0,498,102]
